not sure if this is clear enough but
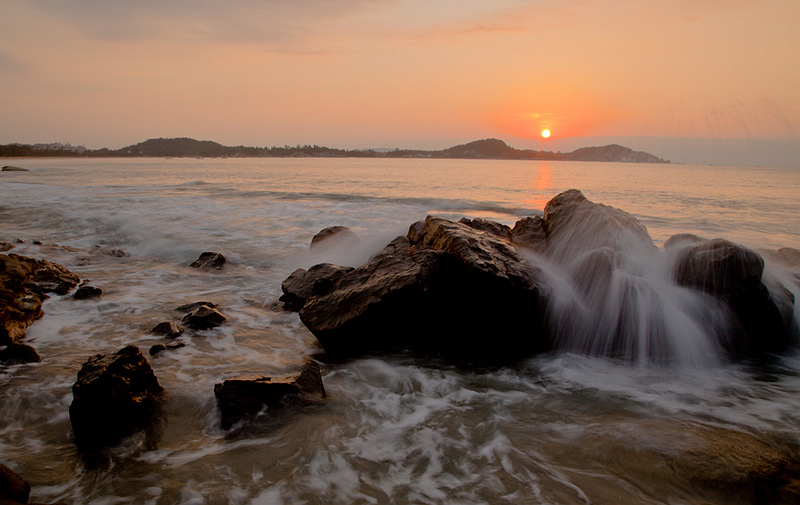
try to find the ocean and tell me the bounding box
[1,157,799,504]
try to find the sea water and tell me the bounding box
[1,157,799,504]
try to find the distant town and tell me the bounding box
[0,137,669,163]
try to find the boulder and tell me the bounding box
[458,217,511,240]
[214,361,326,430]
[73,284,102,300]
[150,321,184,338]
[0,343,41,364]
[672,238,794,355]
[182,304,226,330]
[309,226,361,253]
[296,216,547,359]
[0,463,30,504]
[189,252,226,270]
[511,216,546,251]
[69,345,164,447]
[279,263,354,311]
[1,254,80,344]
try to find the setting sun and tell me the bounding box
[541,129,551,138]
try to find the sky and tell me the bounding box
[2,0,799,166]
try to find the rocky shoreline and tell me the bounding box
[2,189,800,503]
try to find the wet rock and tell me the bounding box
[663,233,707,250]
[91,245,130,258]
[214,361,326,430]
[673,238,794,355]
[149,342,186,356]
[182,304,226,330]
[1,166,28,172]
[765,247,800,268]
[175,301,218,313]
[297,216,547,359]
[150,321,184,338]
[0,463,30,504]
[190,252,226,270]
[0,242,13,252]
[69,345,164,447]
[73,284,102,300]
[1,254,80,344]
[511,216,546,251]
[458,217,511,240]
[309,226,361,253]
[279,263,354,311]
[0,343,41,364]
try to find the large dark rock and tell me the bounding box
[150,321,184,338]
[0,463,30,504]
[73,284,102,300]
[181,304,227,330]
[1,254,81,345]
[511,216,546,251]
[280,263,354,312]
[0,343,41,365]
[190,252,226,270]
[296,216,547,359]
[214,361,326,430]
[672,238,794,355]
[69,345,164,447]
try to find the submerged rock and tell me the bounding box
[182,304,227,330]
[190,251,226,270]
[0,342,41,364]
[671,238,794,355]
[1,253,81,344]
[149,342,186,355]
[150,321,184,338]
[214,361,326,430]
[1,165,29,172]
[69,345,164,447]
[309,226,361,253]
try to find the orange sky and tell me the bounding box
[1,0,798,164]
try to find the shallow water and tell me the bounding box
[1,157,800,504]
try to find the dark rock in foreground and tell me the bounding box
[214,361,326,430]
[0,463,30,504]
[1,254,81,345]
[671,238,794,355]
[69,345,164,447]
[190,252,226,270]
[182,304,226,330]
[0,342,41,364]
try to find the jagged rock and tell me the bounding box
[214,361,326,430]
[511,216,546,251]
[0,463,30,504]
[309,226,361,253]
[150,321,184,338]
[149,342,186,356]
[69,345,164,447]
[182,305,226,330]
[296,216,547,358]
[672,238,794,355]
[458,217,511,240]
[279,263,354,311]
[73,284,102,300]
[1,254,81,344]
[190,252,226,270]
[0,343,41,364]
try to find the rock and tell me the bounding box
[458,217,511,240]
[663,233,707,250]
[1,254,81,345]
[765,247,800,268]
[510,216,546,251]
[73,284,102,300]
[189,252,226,270]
[0,243,13,253]
[149,342,186,356]
[175,301,218,313]
[297,216,547,359]
[309,226,361,253]
[0,343,41,364]
[214,361,326,430]
[150,321,184,338]
[69,345,164,447]
[182,304,226,330]
[91,245,130,258]
[1,166,28,172]
[0,463,30,504]
[672,238,794,355]
[279,263,354,311]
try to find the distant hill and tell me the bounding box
[0,137,669,163]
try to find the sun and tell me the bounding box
[541,129,551,138]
